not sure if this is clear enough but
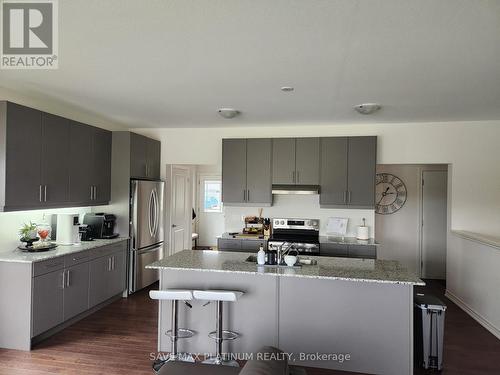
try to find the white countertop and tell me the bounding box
[451,230,500,250]
[0,238,129,263]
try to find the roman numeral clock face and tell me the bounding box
[375,173,407,215]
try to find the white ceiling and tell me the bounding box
[1,0,499,128]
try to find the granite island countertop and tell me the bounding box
[147,249,423,285]
[0,238,129,263]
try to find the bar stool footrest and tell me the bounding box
[166,328,195,339]
[208,330,239,340]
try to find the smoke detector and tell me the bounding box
[354,103,381,115]
[218,108,240,119]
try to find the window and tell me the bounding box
[203,180,222,213]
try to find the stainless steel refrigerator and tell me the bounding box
[129,179,164,293]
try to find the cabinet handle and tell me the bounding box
[107,257,111,271]
[292,171,295,183]
[66,270,70,287]
[111,256,115,270]
[247,190,250,202]
[145,164,149,177]
[343,191,347,203]
[90,186,93,200]
[348,191,352,204]
[296,171,300,183]
[39,185,43,202]
[44,185,47,202]
[94,186,97,200]
[61,271,66,289]
[243,189,246,202]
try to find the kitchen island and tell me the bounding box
[147,250,423,375]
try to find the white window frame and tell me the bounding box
[199,175,223,213]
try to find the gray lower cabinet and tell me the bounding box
[320,243,349,257]
[320,243,376,259]
[32,269,64,337]
[320,136,376,208]
[272,138,320,185]
[222,138,272,205]
[64,262,90,320]
[31,242,127,339]
[89,249,126,308]
[217,238,266,252]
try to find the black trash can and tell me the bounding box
[414,293,446,371]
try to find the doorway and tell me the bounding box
[421,170,447,279]
[165,165,193,256]
[197,173,224,248]
[375,164,448,279]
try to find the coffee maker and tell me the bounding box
[83,213,119,239]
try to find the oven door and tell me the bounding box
[268,241,320,255]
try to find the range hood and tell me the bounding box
[272,185,320,195]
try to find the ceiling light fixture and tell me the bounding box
[218,108,240,119]
[354,103,381,115]
[281,86,294,92]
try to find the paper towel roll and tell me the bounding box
[356,226,370,240]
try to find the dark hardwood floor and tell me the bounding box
[0,280,499,375]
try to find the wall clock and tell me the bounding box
[375,173,407,215]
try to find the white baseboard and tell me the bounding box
[445,290,500,340]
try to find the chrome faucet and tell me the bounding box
[277,242,295,266]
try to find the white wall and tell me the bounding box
[133,120,500,236]
[446,234,500,339]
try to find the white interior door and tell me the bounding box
[171,167,190,254]
[421,170,447,279]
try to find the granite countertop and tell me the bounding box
[147,250,423,285]
[452,230,500,250]
[319,236,379,246]
[0,238,129,263]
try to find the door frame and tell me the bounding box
[165,164,193,256]
[418,166,449,278]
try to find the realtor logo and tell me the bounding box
[1,0,58,69]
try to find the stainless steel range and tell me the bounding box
[268,218,320,255]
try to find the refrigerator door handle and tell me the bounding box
[153,189,159,237]
[148,189,155,237]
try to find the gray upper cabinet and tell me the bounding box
[320,137,349,206]
[2,102,43,209]
[222,138,272,206]
[130,132,148,179]
[272,138,320,185]
[246,139,272,204]
[92,128,112,203]
[296,138,320,185]
[272,138,296,184]
[222,139,247,204]
[41,113,70,205]
[69,121,94,204]
[130,132,161,180]
[347,137,376,207]
[320,136,376,208]
[0,101,112,211]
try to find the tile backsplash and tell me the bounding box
[0,207,91,253]
[223,194,375,238]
